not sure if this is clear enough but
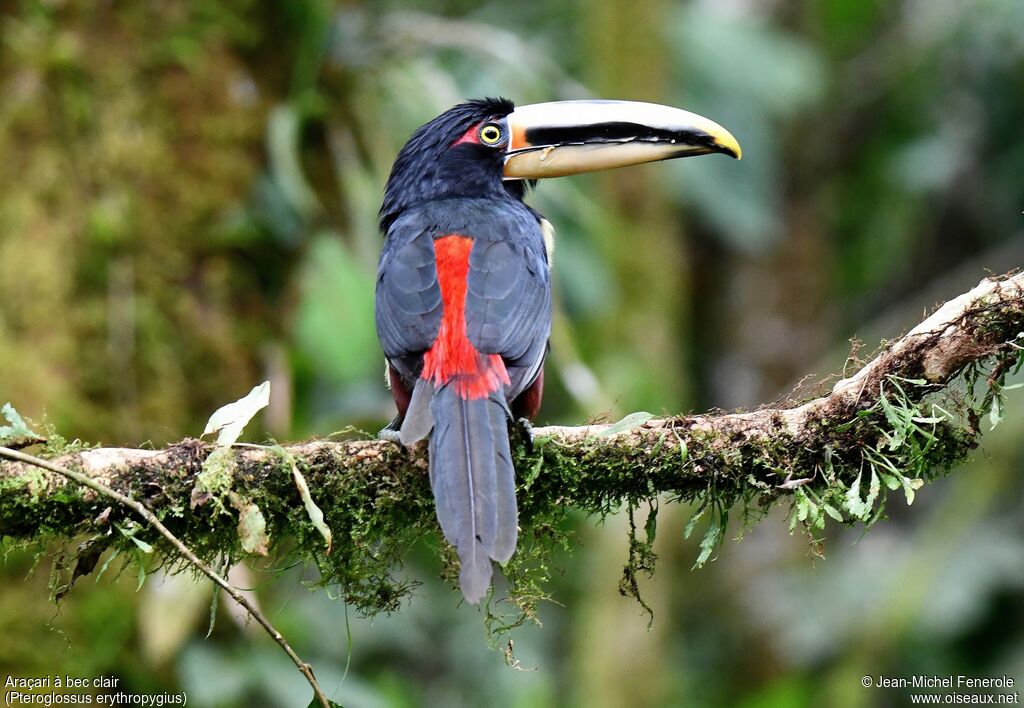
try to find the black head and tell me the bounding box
[379,97,528,231]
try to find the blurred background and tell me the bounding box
[1,0,1023,706]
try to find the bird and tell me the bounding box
[375,97,740,603]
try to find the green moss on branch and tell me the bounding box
[1,274,1022,621]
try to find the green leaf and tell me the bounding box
[789,488,820,530]
[644,501,658,546]
[878,472,901,491]
[684,502,707,539]
[95,548,121,582]
[813,510,825,530]
[284,452,332,553]
[989,391,1006,430]
[522,454,545,491]
[822,503,843,523]
[901,476,923,505]
[306,697,345,708]
[694,514,724,569]
[878,389,903,430]
[129,536,154,554]
[116,522,153,553]
[795,489,810,522]
[845,471,867,519]
[0,402,38,441]
[202,382,271,447]
[598,411,655,437]
[206,581,220,639]
[649,431,668,457]
[864,467,881,515]
[230,493,270,556]
[845,467,881,521]
[805,493,819,521]
[890,377,928,386]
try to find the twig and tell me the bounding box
[2,435,47,451]
[0,445,332,708]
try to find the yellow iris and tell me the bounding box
[480,124,502,144]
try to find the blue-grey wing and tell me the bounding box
[375,226,442,377]
[465,217,551,399]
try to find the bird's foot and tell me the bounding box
[377,416,405,448]
[515,417,535,455]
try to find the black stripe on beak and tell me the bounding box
[522,122,738,158]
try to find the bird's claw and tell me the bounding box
[377,417,405,449]
[515,417,535,455]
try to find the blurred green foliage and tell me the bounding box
[1,0,1022,706]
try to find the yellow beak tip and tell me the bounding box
[715,134,742,161]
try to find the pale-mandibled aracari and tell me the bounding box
[375,98,740,603]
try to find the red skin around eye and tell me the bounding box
[452,121,483,146]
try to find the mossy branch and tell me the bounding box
[0,445,333,708]
[1,273,1022,619]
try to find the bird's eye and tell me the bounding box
[479,123,503,145]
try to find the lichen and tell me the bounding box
[190,446,237,513]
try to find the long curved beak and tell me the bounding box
[503,100,741,179]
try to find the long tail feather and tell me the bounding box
[490,400,517,563]
[429,385,518,603]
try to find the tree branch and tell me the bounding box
[2,273,1022,616]
[0,444,333,708]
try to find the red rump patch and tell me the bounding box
[422,235,510,399]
